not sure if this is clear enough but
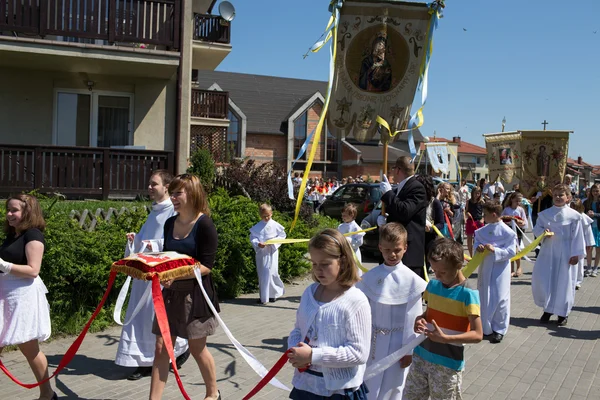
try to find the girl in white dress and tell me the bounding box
[0,194,56,400]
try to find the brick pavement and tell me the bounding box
[1,255,599,400]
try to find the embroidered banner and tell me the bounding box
[426,143,449,174]
[519,131,570,198]
[327,0,431,142]
[485,132,522,183]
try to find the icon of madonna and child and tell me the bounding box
[357,33,394,93]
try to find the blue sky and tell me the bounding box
[216,0,600,164]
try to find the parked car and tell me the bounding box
[318,183,383,223]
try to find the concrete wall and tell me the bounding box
[0,66,176,151]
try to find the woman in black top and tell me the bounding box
[149,174,221,400]
[0,195,56,400]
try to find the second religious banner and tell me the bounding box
[327,0,431,142]
[519,130,570,198]
[485,132,523,183]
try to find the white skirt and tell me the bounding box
[0,274,51,346]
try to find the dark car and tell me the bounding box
[318,183,383,223]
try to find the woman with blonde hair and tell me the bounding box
[0,194,56,400]
[149,174,221,400]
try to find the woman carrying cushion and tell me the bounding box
[0,195,56,400]
[149,174,221,400]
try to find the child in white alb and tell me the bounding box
[337,203,366,275]
[533,184,586,326]
[357,223,427,400]
[250,204,286,305]
[570,199,595,290]
[287,229,371,399]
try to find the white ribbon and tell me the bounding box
[113,240,159,326]
[363,333,426,381]
[193,268,290,391]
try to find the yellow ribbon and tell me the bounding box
[461,231,554,279]
[264,226,378,245]
[291,10,338,231]
[376,115,424,140]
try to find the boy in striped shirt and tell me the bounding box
[403,238,483,400]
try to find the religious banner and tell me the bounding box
[327,0,432,143]
[426,143,449,174]
[519,130,570,198]
[484,132,523,183]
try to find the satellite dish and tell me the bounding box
[219,1,236,22]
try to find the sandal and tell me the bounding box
[204,390,221,400]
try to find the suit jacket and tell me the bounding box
[382,176,427,267]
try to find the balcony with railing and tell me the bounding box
[192,13,231,70]
[0,144,173,199]
[190,89,229,119]
[1,0,181,49]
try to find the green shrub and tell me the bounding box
[187,148,216,190]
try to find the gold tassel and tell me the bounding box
[110,265,197,281]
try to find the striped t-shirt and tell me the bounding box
[414,279,480,371]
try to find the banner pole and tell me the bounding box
[382,141,388,216]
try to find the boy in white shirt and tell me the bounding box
[475,201,517,343]
[357,223,427,400]
[532,184,586,326]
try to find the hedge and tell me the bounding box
[0,191,337,336]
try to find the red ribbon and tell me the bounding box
[444,212,455,239]
[242,349,291,400]
[151,275,191,400]
[0,270,118,388]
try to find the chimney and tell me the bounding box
[578,156,583,165]
[452,136,461,144]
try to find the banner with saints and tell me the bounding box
[485,132,523,183]
[426,143,450,174]
[327,1,432,142]
[519,130,570,198]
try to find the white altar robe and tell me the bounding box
[357,262,427,400]
[250,219,286,303]
[532,206,586,317]
[474,222,517,335]
[338,221,366,276]
[577,213,595,285]
[115,199,188,367]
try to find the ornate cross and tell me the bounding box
[541,120,549,130]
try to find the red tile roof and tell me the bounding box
[419,137,487,155]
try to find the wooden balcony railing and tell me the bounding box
[193,14,230,44]
[0,0,181,49]
[191,89,229,119]
[0,144,173,199]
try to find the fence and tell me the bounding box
[0,144,173,199]
[0,0,181,48]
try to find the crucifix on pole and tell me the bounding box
[541,120,549,130]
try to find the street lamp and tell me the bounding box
[501,116,506,132]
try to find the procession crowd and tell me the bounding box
[1,156,598,400]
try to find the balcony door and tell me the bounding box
[53,90,133,147]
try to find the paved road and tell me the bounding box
[2,253,599,399]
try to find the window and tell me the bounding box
[227,110,240,159]
[326,129,338,162]
[477,157,481,165]
[54,90,132,147]
[294,112,308,159]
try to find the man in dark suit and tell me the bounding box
[378,156,428,279]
